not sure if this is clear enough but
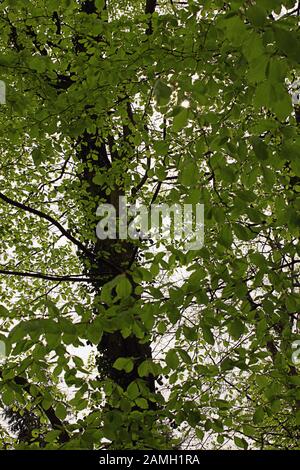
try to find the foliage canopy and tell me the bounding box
[0,0,300,450]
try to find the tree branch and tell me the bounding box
[0,192,122,274]
[0,371,69,443]
[145,0,157,35]
[0,269,91,283]
[0,191,94,261]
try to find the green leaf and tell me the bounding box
[165,349,179,369]
[228,319,245,340]
[233,223,256,241]
[2,389,14,406]
[43,319,60,335]
[86,323,103,345]
[32,147,44,166]
[236,189,256,203]
[153,140,169,156]
[172,107,189,132]
[45,333,61,349]
[285,295,298,313]
[45,430,62,443]
[253,406,264,424]
[115,275,132,299]
[196,428,204,440]
[246,5,266,27]
[100,279,115,305]
[253,81,272,109]
[28,56,47,73]
[0,305,10,317]
[243,424,256,437]
[137,359,160,377]
[135,397,148,409]
[55,403,67,421]
[92,173,105,186]
[95,0,105,9]
[127,382,140,400]
[220,164,236,184]
[251,137,269,160]
[250,252,267,268]
[178,348,192,364]
[222,16,248,45]
[45,299,60,316]
[42,398,53,411]
[201,325,215,345]
[273,27,299,62]
[234,436,248,449]
[154,79,172,107]
[113,357,134,373]
[180,161,198,186]
[212,207,226,224]
[183,325,198,341]
[219,224,233,248]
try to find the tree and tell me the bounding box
[0,0,299,450]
